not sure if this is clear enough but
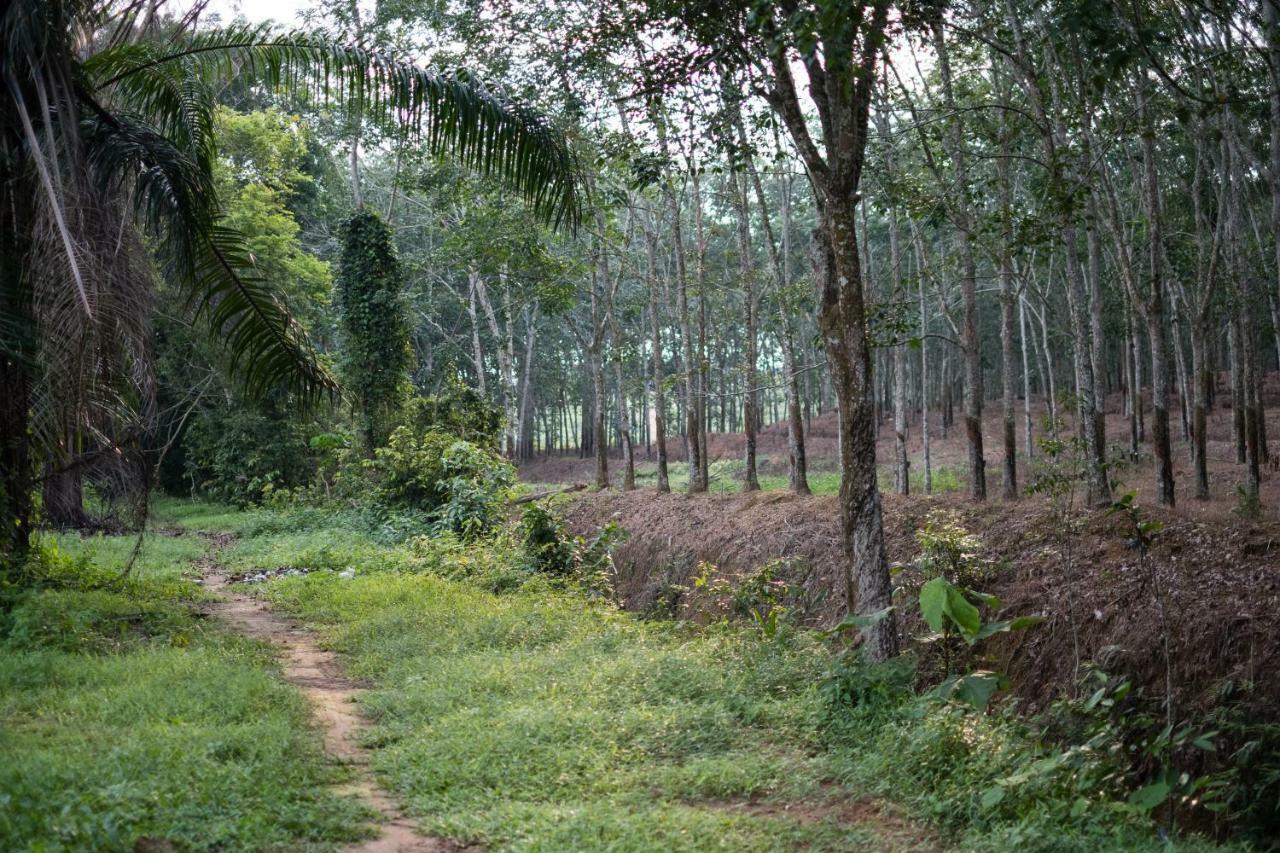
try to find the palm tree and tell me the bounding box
[0,1,580,562]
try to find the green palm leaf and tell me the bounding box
[82,109,333,403]
[85,24,582,228]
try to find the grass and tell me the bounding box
[3,501,1228,851]
[241,507,1186,851]
[259,567,898,851]
[0,525,375,851]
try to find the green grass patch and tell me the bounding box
[245,513,1190,851]
[259,569,904,850]
[0,531,375,851]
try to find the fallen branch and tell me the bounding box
[512,483,588,504]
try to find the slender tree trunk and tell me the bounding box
[996,75,1018,498]
[1139,76,1176,506]
[466,271,487,396]
[919,246,933,495]
[1019,293,1035,458]
[933,18,985,500]
[692,164,711,490]
[652,110,703,492]
[729,164,760,491]
[645,223,670,492]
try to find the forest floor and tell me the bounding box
[3,499,1216,851]
[522,382,1280,739]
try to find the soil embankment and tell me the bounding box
[562,489,1280,716]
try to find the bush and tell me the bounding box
[182,404,315,506]
[363,428,513,538]
[519,502,576,575]
[401,379,503,452]
[516,501,627,596]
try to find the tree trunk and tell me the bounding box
[815,216,897,661]
[729,163,760,491]
[652,108,703,492]
[692,164,711,491]
[1139,76,1176,506]
[1019,293,1035,458]
[645,222,670,492]
[996,73,1018,498]
[933,18,985,500]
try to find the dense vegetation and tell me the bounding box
[2,0,1278,849]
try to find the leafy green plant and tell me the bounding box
[519,501,576,576]
[1232,483,1263,520]
[917,574,1042,710]
[402,380,505,453]
[336,210,411,454]
[362,427,514,534]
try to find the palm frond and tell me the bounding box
[84,24,582,227]
[82,110,335,402]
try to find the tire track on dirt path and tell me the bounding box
[196,533,462,853]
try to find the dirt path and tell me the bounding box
[198,535,454,852]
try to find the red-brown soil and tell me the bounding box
[561,487,1280,717]
[522,373,1280,519]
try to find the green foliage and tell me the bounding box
[182,404,315,506]
[336,210,411,453]
[0,529,374,850]
[914,510,989,587]
[519,501,576,575]
[517,501,628,596]
[1232,484,1263,520]
[362,428,513,538]
[401,379,504,452]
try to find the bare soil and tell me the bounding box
[522,376,1280,518]
[197,534,464,853]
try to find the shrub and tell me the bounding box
[516,501,627,596]
[363,428,513,538]
[182,404,315,506]
[519,502,576,575]
[401,379,503,452]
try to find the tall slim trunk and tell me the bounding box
[692,165,711,490]
[1139,75,1176,505]
[591,345,608,489]
[466,272,487,396]
[1126,306,1141,460]
[1019,293,1035,458]
[729,165,761,491]
[652,110,703,492]
[918,242,933,495]
[933,18,985,500]
[996,72,1018,498]
[744,139,809,493]
[1006,4,1108,503]
[645,224,670,492]
[607,296,634,491]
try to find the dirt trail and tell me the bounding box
[198,534,454,852]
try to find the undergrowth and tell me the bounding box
[0,529,374,851]
[234,503,1216,851]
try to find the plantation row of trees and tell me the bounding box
[4,0,1278,659]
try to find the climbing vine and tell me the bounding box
[335,210,410,452]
